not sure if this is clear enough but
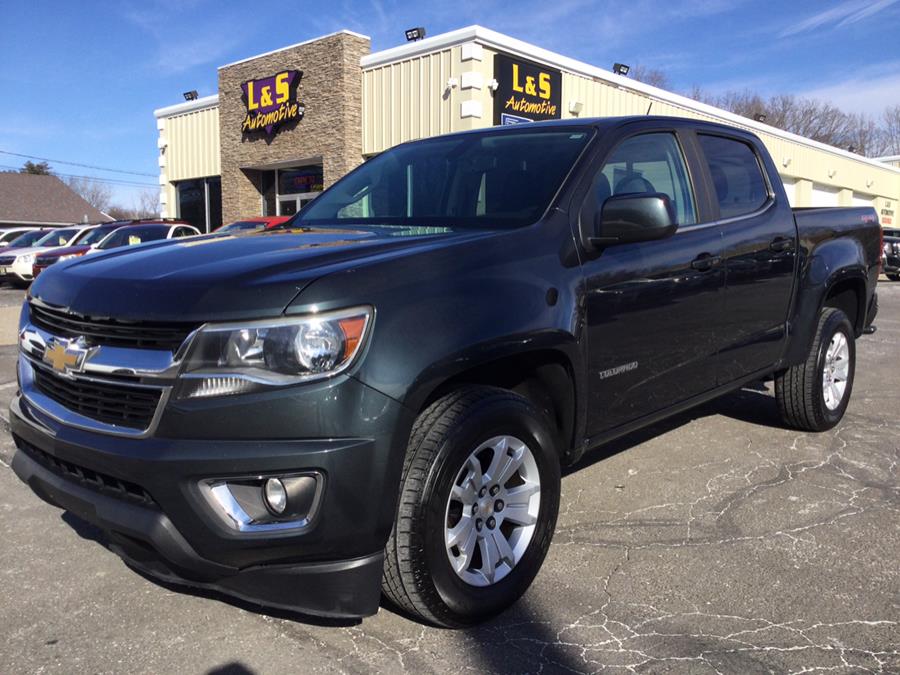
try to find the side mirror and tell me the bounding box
[590,193,678,247]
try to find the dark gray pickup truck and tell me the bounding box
[10,116,879,626]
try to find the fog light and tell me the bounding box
[263,478,287,515]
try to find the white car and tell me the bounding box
[0,227,41,246]
[0,226,93,285]
[86,222,201,253]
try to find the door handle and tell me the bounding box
[690,253,721,271]
[769,236,794,252]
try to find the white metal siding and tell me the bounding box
[852,192,875,207]
[781,177,798,207]
[811,184,840,207]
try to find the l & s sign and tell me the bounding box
[241,70,305,136]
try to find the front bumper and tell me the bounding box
[10,371,413,618]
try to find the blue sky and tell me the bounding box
[1,0,898,207]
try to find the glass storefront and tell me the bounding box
[175,177,222,232]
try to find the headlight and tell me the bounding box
[175,306,372,399]
[18,254,34,265]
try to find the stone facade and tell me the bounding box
[218,32,370,223]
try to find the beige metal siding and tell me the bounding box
[161,106,220,181]
[362,45,495,155]
[361,41,898,214]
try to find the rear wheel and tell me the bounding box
[887,273,900,282]
[775,308,855,431]
[382,386,561,627]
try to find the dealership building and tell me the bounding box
[154,25,900,231]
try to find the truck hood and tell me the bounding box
[30,225,491,322]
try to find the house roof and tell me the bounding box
[0,172,114,226]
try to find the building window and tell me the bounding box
[175,176,222,232]
[275,165,323,216]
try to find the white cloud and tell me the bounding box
[799,63,900,114]
[780,0,900,37]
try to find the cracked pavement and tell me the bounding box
[0,283,897,674]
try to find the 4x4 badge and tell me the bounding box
[43,338,96,376]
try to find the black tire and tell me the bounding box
[775,307,855,431]
[887,273,900,282]
[382,386,561,627]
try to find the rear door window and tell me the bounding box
[698,134,769,219]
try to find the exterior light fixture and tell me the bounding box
[612,63,630,76]
[848,145,857,154]
[183,90,199,101]
[569,101,584,115]
[405,27,426,42]
[754,113,767,122]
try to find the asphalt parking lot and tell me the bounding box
[0,282,897,674]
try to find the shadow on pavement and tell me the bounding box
[207,663,257,675]
[565,382,785,476]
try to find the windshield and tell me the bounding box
[219,221,265,233]
[35,228,80,247]
[78,226,120,246]
[97,225,168,250]
[292,127,593,230]
[6,230,47,247]
[0,230,26,243]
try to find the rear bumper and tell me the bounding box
[9,373,414,618]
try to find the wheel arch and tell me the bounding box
[408,344,583,463]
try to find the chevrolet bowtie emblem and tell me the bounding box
[43,338,95,376]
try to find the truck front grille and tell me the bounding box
[15,436,157,508]
[29,302,196,352]
[32,367,162,430]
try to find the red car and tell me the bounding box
[214,216,291,234]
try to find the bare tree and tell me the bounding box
[629,65,671,90]
[64,176,112,212]
[882,104,900,156]
[106,189,160,220]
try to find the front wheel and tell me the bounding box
[775,307,855,431]
[382,386,561,627]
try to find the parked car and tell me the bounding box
[215,216,291,234]
[0,228,51,258]
[10,117,880,626]
[32,223,123,278]
[882,227,900,281]
[0,226,91,286]
[0,227,41,246]
[85,221,200,254]
[32,220,193,277]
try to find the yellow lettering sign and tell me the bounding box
[512,63,524,93]
[275,71,289,104]
[246,80,257,110]
[539,72,551,99]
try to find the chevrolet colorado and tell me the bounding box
[10,117,880,627]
